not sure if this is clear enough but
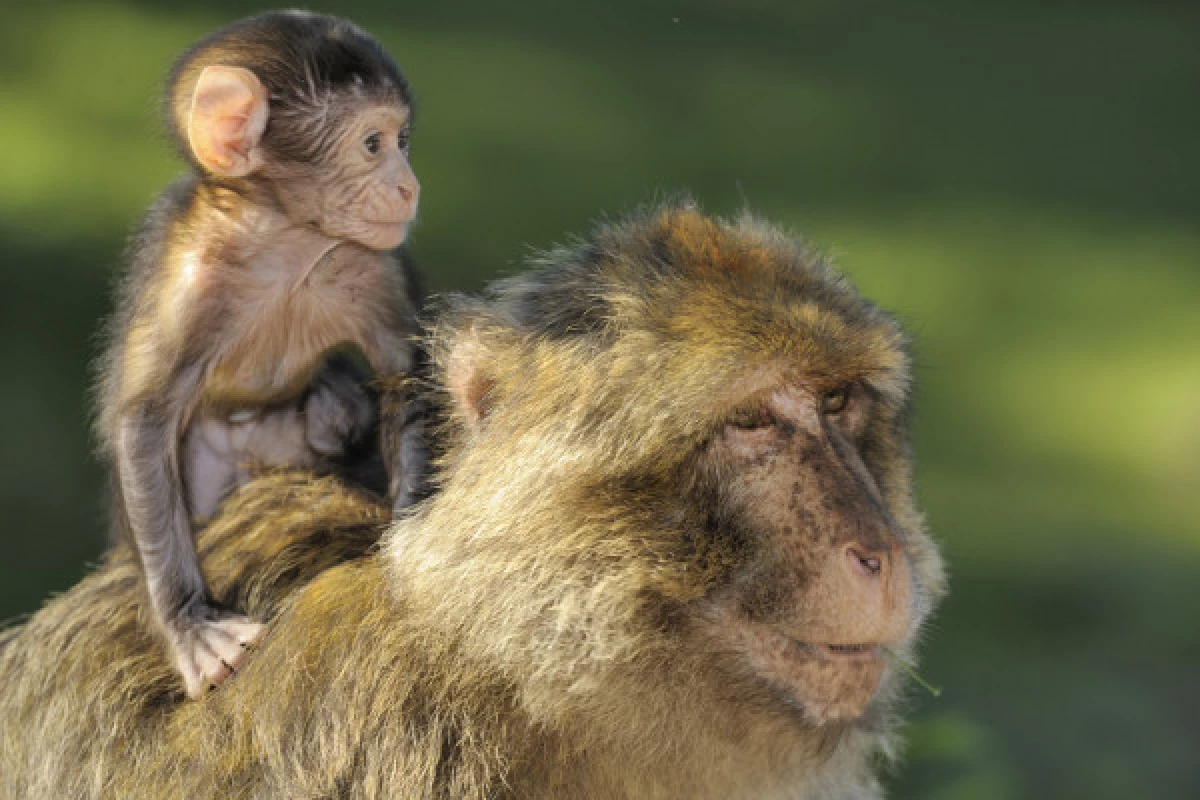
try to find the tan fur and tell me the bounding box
[95,11,428,698]
[4,204,944,798]
[168,191,415,407]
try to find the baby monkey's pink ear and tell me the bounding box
[187,66,268,177]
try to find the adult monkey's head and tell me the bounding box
[400,202,947,778]
[167,10,419,250]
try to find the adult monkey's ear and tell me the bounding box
[444,331,499,432]
[187,66,268,177]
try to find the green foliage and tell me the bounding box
[1,2,1197,797]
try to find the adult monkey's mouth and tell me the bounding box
[800,641,883,662]
[772,634,888,666]
[720,624,897,724]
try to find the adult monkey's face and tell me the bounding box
[423,206,944,739]
[698,375,916,725]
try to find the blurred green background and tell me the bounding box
[2,1,1197,796]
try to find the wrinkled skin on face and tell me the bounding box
[697,378,913,725]
[269,102,419,251]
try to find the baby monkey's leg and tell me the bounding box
[120,406,265,699]
[170,372,370,698]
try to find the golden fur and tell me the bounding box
[2,204,944,798]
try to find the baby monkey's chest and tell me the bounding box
[204,250,388,406]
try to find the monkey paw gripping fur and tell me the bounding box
[164,608,265,699]
[1,203,945,799]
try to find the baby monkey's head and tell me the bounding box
[167,10,419,250]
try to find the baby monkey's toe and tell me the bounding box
[170,613,266,699]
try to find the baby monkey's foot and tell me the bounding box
[167,609,265,699]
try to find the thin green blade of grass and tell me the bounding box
[884,649,942,698]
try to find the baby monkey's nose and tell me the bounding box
[397,179,418,205]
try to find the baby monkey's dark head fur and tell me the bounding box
[167,11,412,166]
[164,11,418,249]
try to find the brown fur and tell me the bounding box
[95,11,428,698]
[3,203,945,798]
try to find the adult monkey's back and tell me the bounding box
[0,203,946,799]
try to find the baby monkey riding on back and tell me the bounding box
[96,11,428,698]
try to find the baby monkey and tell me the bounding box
[95,11,427,698]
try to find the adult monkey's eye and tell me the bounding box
[729,406,774,431]
[822,386,850,415]
[397,129,411,150]
[364,132,382,155]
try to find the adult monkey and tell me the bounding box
[95,11,429,698]
[2,205,946,798]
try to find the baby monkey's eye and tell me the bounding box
[364,132,382,155]
[397,129,411,151]
[821,386,850,415]
[729,406,775,431]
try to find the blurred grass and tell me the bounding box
[1,1,1197,797]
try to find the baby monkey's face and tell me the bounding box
[278,101,420,251]
[185,64,420,251]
